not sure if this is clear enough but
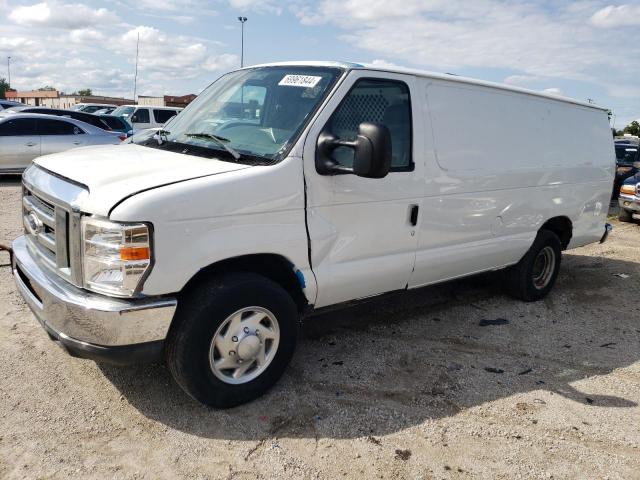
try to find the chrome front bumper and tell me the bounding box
[12,235,177,363]
[619,194,640,213]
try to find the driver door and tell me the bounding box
[303,71,425,308]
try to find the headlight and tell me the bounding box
[82,217,152,297]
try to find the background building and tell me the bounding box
[138,94,196,108]
[6,90,134,108]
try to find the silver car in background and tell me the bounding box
[0,113,122,173]
[0,100,26,111]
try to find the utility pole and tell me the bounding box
[133,32,139,103]
[238,17,247,68]
[7,56,11,87]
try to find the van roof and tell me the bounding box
[251,61,609,112]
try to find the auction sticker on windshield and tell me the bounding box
[279,75,322,88]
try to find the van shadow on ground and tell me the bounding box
[100,252,640,441]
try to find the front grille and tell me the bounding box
[23,185,71,275]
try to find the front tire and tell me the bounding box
[618,208,633,222]
[504,230,562,302]
[165,272,298,408]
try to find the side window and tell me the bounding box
[0,118,37,136]
[328,79,412,170]
[134,108,150,123]
[37,119,84,135]
[153,109,177,123]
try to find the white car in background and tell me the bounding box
[71,103,117,113]
[0,113,122,173]
[111,105,182,132]
[0,100,26,110]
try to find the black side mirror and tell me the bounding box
[130,114,139,122]
[316,122,392,178]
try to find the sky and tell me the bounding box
[0,0,639,128]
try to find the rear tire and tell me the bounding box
[618,208,633,223]
[504,230,562,302]
[165,272,298,408]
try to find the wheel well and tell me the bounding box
[181,254,309,312]
[541,216,572,249]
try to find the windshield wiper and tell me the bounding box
[184,132,241,160]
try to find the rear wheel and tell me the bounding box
[504,230,562,302]
[618,208,633,223]
[165,272,298,408]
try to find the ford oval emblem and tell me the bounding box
[26,211,43,235]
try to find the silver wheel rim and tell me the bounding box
[532,246,555,290]
[208,306,280,385]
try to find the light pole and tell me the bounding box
[238,16,247,68]
[133,32,139,102]
[7,56,11,88]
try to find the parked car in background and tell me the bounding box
[10,62,614,408]
[93,107,116,115]
[614,138,640,197]
[0,113,122,173]
[98,114,133,137]
[618,172,640,222]
[111,105,182,132]
[0,100,26,110]
[71,103,117,113]
[0,107,120,135]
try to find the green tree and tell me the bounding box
[623,121,640,137]
[75,88,92,96]
[37,85,56,91]
[0,77,9,99]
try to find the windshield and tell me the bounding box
[616,146,638,164]
[133,66,342,163]
[112,106,135,117]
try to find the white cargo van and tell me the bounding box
[111,105,182,131]
[12,62,614,407]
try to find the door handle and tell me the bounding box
[72,141,82,145]
[25,142,37,147]
[409,204,419,226]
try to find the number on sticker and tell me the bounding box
[279,75,322,88]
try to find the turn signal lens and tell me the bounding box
[120,246,150,261]
[620,184,636,195]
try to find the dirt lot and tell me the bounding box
[1,176,639,479]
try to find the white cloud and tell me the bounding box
[0,36,35,49]
[369,59,400,68]
[69,28,105,43]
[542,87,563,96]
[228,0,282,14]
[115,26,239,83]
[9,2,118,29]
[590,4,640,27]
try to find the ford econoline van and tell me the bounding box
[12,61,614,407]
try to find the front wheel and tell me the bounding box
[504,230,562,302]
[165,272,298,408]
[618,208,633,223]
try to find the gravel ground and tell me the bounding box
[1,175,639,479]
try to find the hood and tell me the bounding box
[34,144,251,216]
